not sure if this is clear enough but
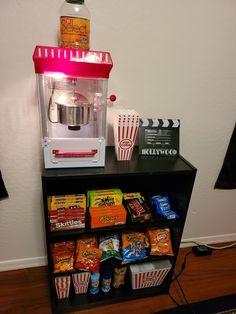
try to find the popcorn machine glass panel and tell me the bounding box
[33,46,113,168]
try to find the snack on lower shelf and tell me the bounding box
[55,275,71,299]
[72,272,90,294]
[52,241,75,273]
[123,192,153,223]
[48,194,86,231]
[90,204,127,228]
[129,259,172,289]
[99,233,122,262]
[113,266,127,288]
[87,188,123,207]
[121,231,147,263]
[147,228,174,256]
[75,244,102,272]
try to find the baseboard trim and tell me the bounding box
[181,233,236,247]
[0,256,47,272]
[1,233,236,272]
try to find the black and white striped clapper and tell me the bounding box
[140,119,180,128]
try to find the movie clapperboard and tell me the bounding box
[139,119,180,156]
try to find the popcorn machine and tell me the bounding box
[33,46,113,168]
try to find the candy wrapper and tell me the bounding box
[113,109,140,161]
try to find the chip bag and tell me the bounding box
[75,244,102,272]
[52,241,75,273]
[148,228,174,256]
[121,231,147,263]
[99,233,122,262]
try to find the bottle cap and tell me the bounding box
[66,0,84,4]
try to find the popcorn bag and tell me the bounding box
[54,276,71,299]
[72,272,90,294]
[113,110,140,161]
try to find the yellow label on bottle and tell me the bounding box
[60,16,90,50]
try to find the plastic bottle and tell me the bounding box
[101,269,112,293]
[59,0,90,50]
[89,272,100,294]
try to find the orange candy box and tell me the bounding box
[90,205,127,229]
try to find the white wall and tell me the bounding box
[0,0,235,270]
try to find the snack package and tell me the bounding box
[113,266,127,288]
[49,194,86,210]
[52,241,75,273]
[48,194,86,231]
[121,231,147,263]
[151,195,178,220]
[75,244,102,272]
[90,205,127,228]
[88,189,123,207]
[75,235,98,255]
[123,192,152,223]
[55,276,71,299]
[49,207,86,231]
[147,228,174,256]
[99,233,122,262]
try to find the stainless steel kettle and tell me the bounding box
[55,92,92,129]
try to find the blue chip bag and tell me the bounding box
[121,231,147,263]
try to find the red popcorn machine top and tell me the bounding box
[33,46,113,168]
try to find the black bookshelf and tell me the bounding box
[41,146,196,314]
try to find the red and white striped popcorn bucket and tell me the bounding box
[55,275,71,299]
[129,260,171,289]
[114,110,140,161]
[72,272,90,294]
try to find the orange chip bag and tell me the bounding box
[52,241,75,273]
[75,244,102,272]
[148,228,174,256]
[75,235,98,255]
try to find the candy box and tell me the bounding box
[48,194,86,231]
[123,193,153,223]
[49,207,86,231]
[54,275,71,299]
[129,259,171,289]
[87,189,123,207]
[49,194,86,210]
[72,272,90,294]
[90,205,127,228]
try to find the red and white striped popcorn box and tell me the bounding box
[114,110,140,161]
[72,272,90,294]
[54,275,71,299]
[129,260,172,289]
